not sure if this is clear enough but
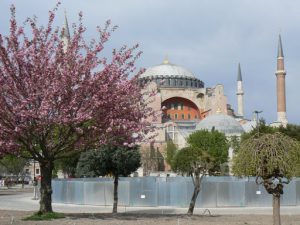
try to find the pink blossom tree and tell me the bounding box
[0,3,153,214]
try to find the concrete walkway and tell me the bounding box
[0,188,300,215]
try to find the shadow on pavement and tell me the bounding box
[63,212,220,221]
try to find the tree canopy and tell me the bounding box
[0,155,28,176]
[241,119,276,142]
[172,146,212,175]
[233,132,300,179]
[279,124,300,142]
[54,151,81,178]
[187,130,229,174]
[77,145,141,178]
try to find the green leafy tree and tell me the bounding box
[233,132,300,225]
[173,146,213,215]
[0,154,29,188]
[187,130,229,174]
[243,119,300,142]
[76,150,99,178]
[0,155,28,176]
[165,140,177,169]
[76,145,141,213]
[241,121,300,176]
[241,118,276,141]
[279,124,300,142]
[230,135,240,154]
[140,145,159,175]
[173,130,228,215]
[55,152,81,178]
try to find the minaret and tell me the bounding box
[236,63,244,118]
[275,35,288,126]
[62,10,70,52]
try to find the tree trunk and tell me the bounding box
[39,160,54,214]
[187,174,201,215]
[112,175,119,214]
[273,194,281,225]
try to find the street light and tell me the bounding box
[253,110,263,135]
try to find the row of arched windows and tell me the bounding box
[139,77,204,88]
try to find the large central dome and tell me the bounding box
[140,59,196,79]
[139,58,204,89]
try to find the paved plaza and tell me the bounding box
[1,187,300,224]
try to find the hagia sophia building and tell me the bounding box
[24,14,289,179]
[59,14,288,176]
[138,35,288,174]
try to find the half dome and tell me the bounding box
[196,114,244,136]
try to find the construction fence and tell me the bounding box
[52,176,300,208]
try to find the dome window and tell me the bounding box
[174,103,178,110]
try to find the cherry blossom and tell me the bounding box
[0,3,154,213]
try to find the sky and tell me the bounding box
[0,0,299,124]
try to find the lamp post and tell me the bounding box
[33,160,35,179]
[253,110,263,135]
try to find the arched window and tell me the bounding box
[180,103,184,110]
[174,103,178,110]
